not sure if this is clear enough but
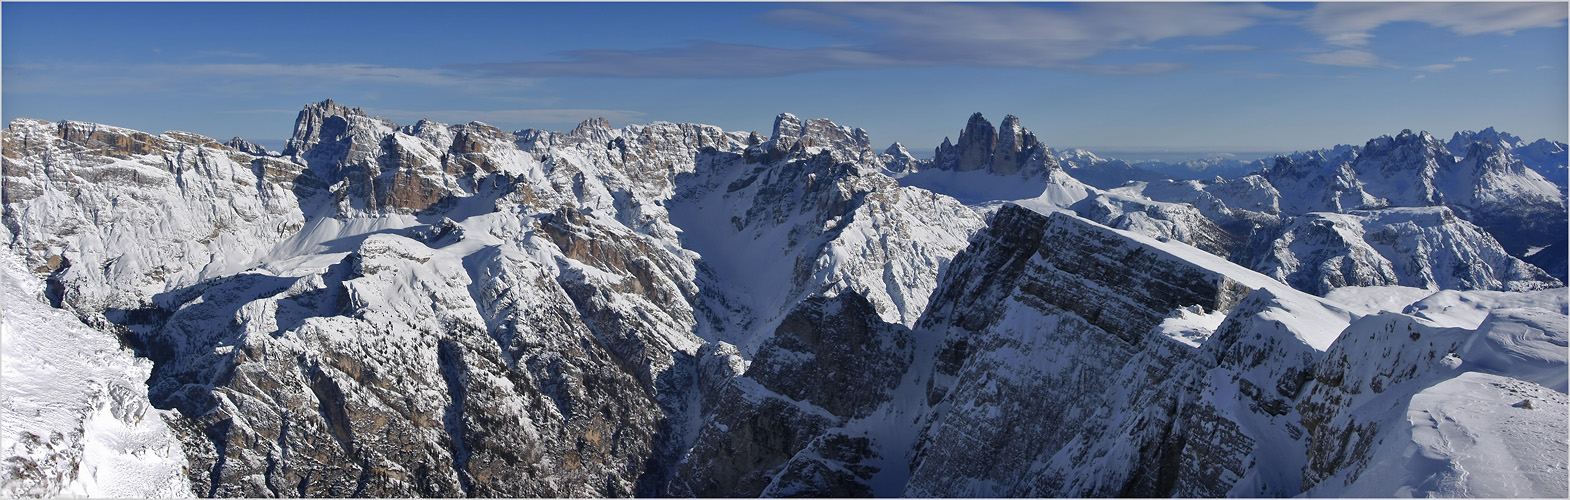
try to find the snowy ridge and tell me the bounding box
[1245,208,1559,296]
[1300,287,1568,497]
[2,117,306,316]
[1,243,191,497]
[3,104,1566,498]
[905,114,1560,291]
[4,102,988,497]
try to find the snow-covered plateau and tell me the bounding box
[2,101,1564,497]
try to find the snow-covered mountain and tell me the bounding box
[2,103,1564,498]
[1258,130,1566,279]
[1,244,191,498]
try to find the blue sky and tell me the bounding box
[3,2,1566,157]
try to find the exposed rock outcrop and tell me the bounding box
[933,113,1054,177]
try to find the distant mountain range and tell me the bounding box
[3,102,1565,498]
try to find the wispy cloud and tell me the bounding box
[1189,44,1258,52]
[1301,49,1383,67]
[1324,33,1375,48]
[3,62,537,95]
[454,3,1297,78]
[1538,65,1555,70]
[368,108,647,126]
[1305,2,1567,44]
[455,43,898,79]
[1301,3,1564,75]
[1490,68,1512,73]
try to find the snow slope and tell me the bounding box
[1300,286,1568,497]
[2,105,1565,498]
[1,244,191,497]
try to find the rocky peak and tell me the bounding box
[1361,128,1451,174]
[882,142,917,173]
[955,112,997,172]
[1517,138,1569,190]
[769,113,804,145]
[283,99,368,157]
[1523,137,1567,156]
[1363,129,1424,151]
[933,112,1051,176]
[884,142,910,158]
[224,136,267,156]
[933,136,957,169]
[1459,135,1514,172]
[400,119,454,146]
[991,114,1039,175]
[566,117,616,146]
[749,113,873,163]
[1447,127,1525,156]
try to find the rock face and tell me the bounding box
[670,290,910,497]
[933,113,1053,177]
[1,118,305,317]
[3,104,1566,499]
[746,293,912,419]
[224,137,268,156]
[906,206,1296,497]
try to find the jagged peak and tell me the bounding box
[1448,127,1526,156]
[747,112,870,164]
[1525,137,1567,150]
[885,142,911,157]
[769,113,803,143]
[282,99,398,158]
[560,117,617,146]
[936,112,1049,176]
[300,98,367,119]
[1459,135,1514,167]
[225,136,268,155]
[1365,128,1445,155]
[571,117,612,135]
[285,99,354,156]
[997,115,1026,142]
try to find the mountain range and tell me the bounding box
[2,101,1565,497]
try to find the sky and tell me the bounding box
[3,1,1566,157]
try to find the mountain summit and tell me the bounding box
[933,112,1055,177]
[2,103,1564,498]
